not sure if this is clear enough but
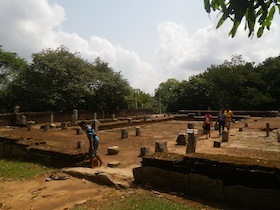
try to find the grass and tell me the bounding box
[75,194,200,210]
[0,158,54,180]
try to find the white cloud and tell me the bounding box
[0,0,279,95]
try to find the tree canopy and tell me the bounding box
[204,0,280,37]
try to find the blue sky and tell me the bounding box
[1,0,280,94]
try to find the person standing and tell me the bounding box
[79,121,103,168]
[204,112,213,139]
[217,108,226,136]
[225,108,234,131]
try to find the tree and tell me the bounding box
[0,47,28,112]
[154,79,180,112]
[204,0,280,37]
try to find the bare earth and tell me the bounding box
[1,117,280,209]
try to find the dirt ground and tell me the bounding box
[1,116,280,209]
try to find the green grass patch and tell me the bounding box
[0,158,54,180]
[102,194,198,210]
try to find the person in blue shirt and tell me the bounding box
[79,121,103,168]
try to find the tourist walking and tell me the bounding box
[217,108,226,136]
[225,108,234,130]
[79,121,103,168]
[203,112,213,139]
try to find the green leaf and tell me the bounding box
[257,26,264,37]
[204,0,211,13]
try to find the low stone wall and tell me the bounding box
[133,153,280,209]
[0,137,85,167]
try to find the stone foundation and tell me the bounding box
[133,152,280,209]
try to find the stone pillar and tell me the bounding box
[44,124,50,132]
[176,133,187,145]
[121,128,128,139]
[61,122,67,130]
[76,140,85,149]
[92,120,99,132]
[244,122,248,127]
[72,109,78,125]
[14,105,20,115]
[187,123,195,129]
[112,114,116,121]
[186,133,196,154]
[135,127,141,136]
[266,123,270,137]
[144,114,147,122]
[222,130,229,142]
[27,124,33,131]
[107,146,119,155]
[20,115,27,126]
[128,118,132,126]
[140,146,149,157]
[155,141,168,153]
[94,112,97,120]
[50,113,54,124]
[76,128,83,135]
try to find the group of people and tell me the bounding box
[79,109,234,168]
[203,108,233,139]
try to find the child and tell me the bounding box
[79,121,103,168]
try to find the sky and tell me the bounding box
[1,0,280,95]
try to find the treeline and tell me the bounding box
[0,46,154,113]
[155,54,280,112]
[1,46,279,113]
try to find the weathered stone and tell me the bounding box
[155,141,168,153]
[222,130,229,142]
[76,128,83,135]
[27,124,33,131]
[128,118,132,126]
[176,133,187,145]
[135,127,141,136]
[107,146,119,155]
[77,140,85,149]
[140,146,149,157]
[107,161,121,168]
[44,124,50,132]
[121,128,128,139]
[92,119,99,132]
[61,122,67,130]
[187,123,195,129]
[239,128,243,132]
[244,122,248,127]
[186,133,196,154]
[213,141,221,148]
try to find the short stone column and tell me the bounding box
[121,128,128,139]
[61,122,67,130]
[50,113,54,124]
[176,133,187,145]
[213,141,221,148]
[76,140,85,149]
[244,122,248,127]
[266,123,270,137]
[20,115,27,126]
[112,114,116,121]
[27,124,33,131]
[187,123,195,129]
[135,127,141,136]
[72,109,78,125]
[140,146,149,157]
[186,133,196,154]
[222,130,229,142]
[76,128,83,135]
[44,124,50,132]
[93,112,97,120]
[14,105,20,115]
[155,141,168,153]
[92,120,99,132]
[107,146,119,155]
[128,118,133,126]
